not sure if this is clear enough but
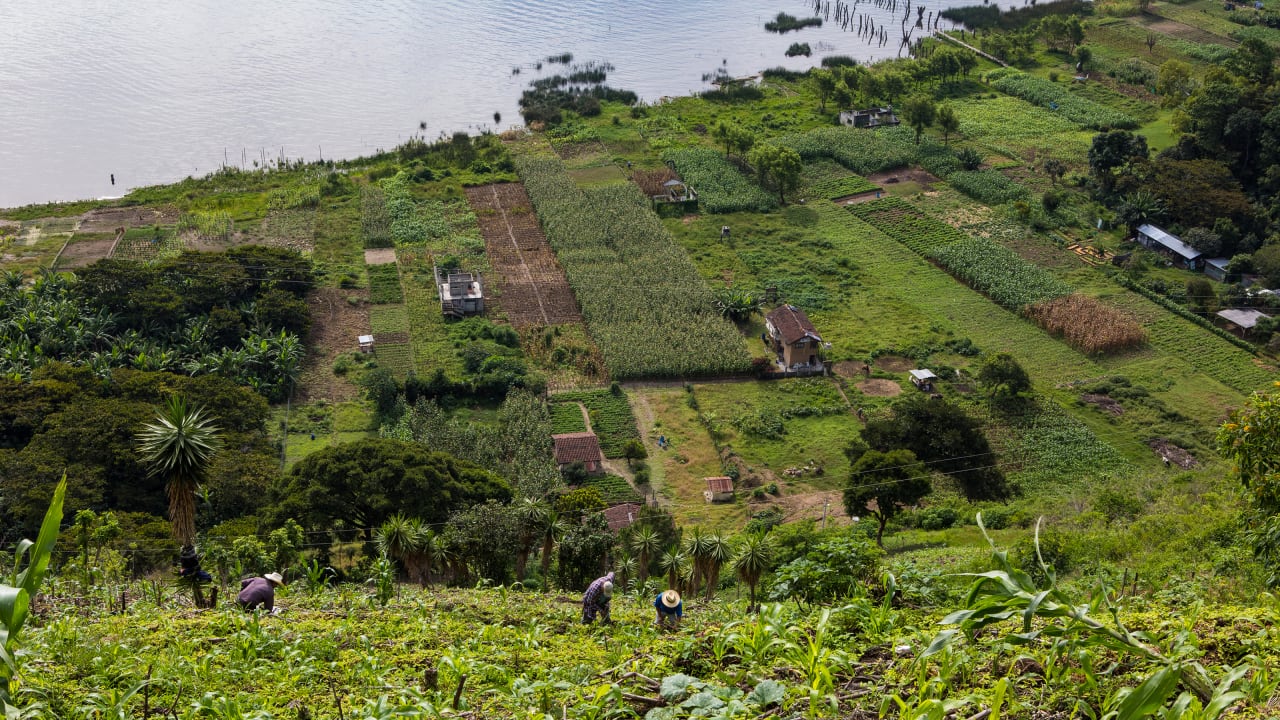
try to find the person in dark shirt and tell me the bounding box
[654,589,682,630]
[581,572,614,625]
[236,572,284,611]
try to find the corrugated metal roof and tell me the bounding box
[1216,308,1270,329]
[909,369,937,381]
[552,432,604,464]
[1138,224,1201,261]
[1205,257,1230,270]
[705,476,734,493]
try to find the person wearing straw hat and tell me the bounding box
[581,571,615,625]
[236,572,285,611]
[654,589,682,630]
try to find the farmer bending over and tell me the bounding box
[582,571,615,625]
[655,589,682,630]
[237,572,284,612]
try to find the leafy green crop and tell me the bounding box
[985,68,1139,130]
[930,236,1071,309]
[663,148,777,213]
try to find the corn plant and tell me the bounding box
[1,477,66,713]
[923,515,1243,717]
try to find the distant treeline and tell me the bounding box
[941,0,1091,30]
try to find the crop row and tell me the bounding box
[1025,294,1147,355]
[552,388,641,458]
[550,402,588,434]
[382,172,450,245]
[664,148,777,213]
[845,197,968,254]
[985,68,1139,130]
[807,174,878,200]
[516,156,751,379]
[771,126,916,175]
[929,237,1071,309]
[947,169,1028,206]
[367,263,404,304]
[582,473,643,504]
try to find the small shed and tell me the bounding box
[1135,224,1203,270]
[603,503,643,533]
[704,476,735,503]
[552,432,605,475]
[1215,308,1271,337]
[357,335,375,354]
[909,369,937,391]
[1204,257,1231,283]
[838,106,900,128]
[765,305,824,370]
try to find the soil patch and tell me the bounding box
[1147,439,1197,469]
[1142,15,1236,45]
[856,379,903,397]
[777,490,848,526]
[77,206,178,234]
[465,183,583,329]
[364,248,397,265]
[55,236,117,269]
[1081,393,1125,416]
[835,190,885,206]
[552,139,607,161]
[833,360,871,378]
[295,288,369,404]
[866,167,939,190]
[874,355,914,372]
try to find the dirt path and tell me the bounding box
[935,31,1007,67]
[575,402,593,432]
[627,390,671,507]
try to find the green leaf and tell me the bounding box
[920,629,959,659]
[0,588,29,642]
[15,477,67,596]
[680,691,724,711]
[747,680,786,707]
[660,674,701,702]
[1114,666,1181,720]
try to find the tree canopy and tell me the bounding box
[271,438,512,532]
[843,448,931,547]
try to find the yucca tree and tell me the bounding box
[629,526,663,587]
[683,527,710,597]
[136,396,223,546]
[539,509,564,591]
[702,533,734,600]
[659,546,686,591]
[515,498,550,583]
[733,533,776,613]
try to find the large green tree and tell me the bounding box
[748,144,803,205]
[863,395,1011,501]
[271,438,511,533]
[136,396,223,546]
[1218,386,1280,585]
[844,448,931,547]
[902,95,937,145]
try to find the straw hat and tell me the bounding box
[661,590,681,609]
[265,572,284,586]
[602,581,614,597]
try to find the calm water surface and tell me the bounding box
[0,0,984,207]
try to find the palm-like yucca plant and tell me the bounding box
[629,526,662,587]
[659,546,686,592]
[515,498,550,583]
[733,533,775,612]
[136,396,223,546]
[683,527,710,596]
[702,533,734,600]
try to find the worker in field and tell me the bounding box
[582,571,615,625]
[236,571,285,612]
[654,589,682,630]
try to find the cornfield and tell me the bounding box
[515,156,751,379]
[1025,294,1147,355]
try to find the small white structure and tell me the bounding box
[909,369,937,391]
[435,266,484,317]
[358,335,375,354]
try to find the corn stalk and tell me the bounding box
[923,515,1215,707]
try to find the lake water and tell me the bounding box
[0,0,987,208]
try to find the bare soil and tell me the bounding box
[833,360,871,378]
[856,379,903,397]
[835,190,885,206]
[776,489,849,526]
[295,288,370,404]
[364,248,397,265]
[77,206,178,234]
[874,355,914,372]
[55,235,118,269]
[465,183,584,329]
[1147,439,1198,469]
[866,167,939,190]
[1081,393,1125,416]
[1142,14,1235,45]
